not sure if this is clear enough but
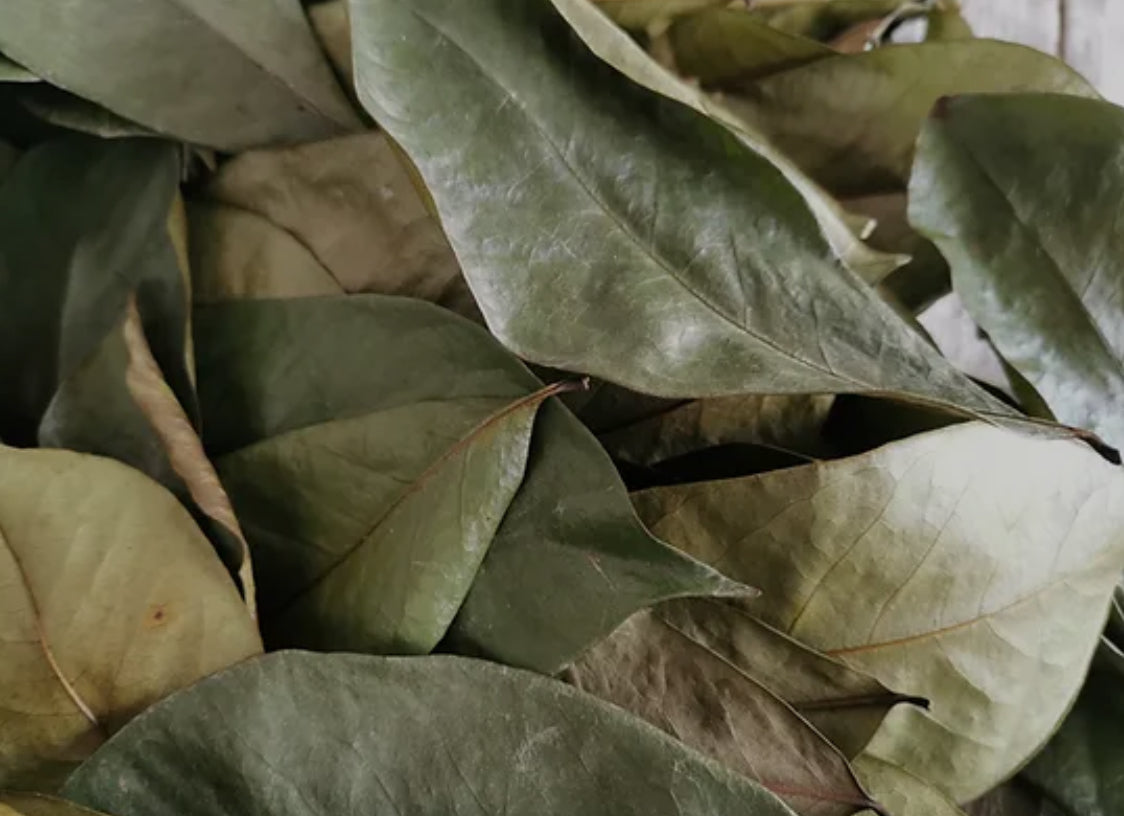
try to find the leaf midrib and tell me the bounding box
[407,5,865,391]
[0,519,102,731]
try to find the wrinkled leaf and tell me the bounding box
[0,795,111,816]
[198,132,475,316]
[196,296,741,670]
[727,42,1096,195]
[0,0,360,150]
[1023,667,1124,816]
[568,608,883,815]
[910,93,1124,452]
[0,446,261,791]
[634,423,1124,801]
[667,8,833,86]
[601,393,835,465]
[853,755,967,816]
[350,0,1006,419]
[656,599,924,758]
[64,652,798,816]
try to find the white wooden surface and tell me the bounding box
[960,0,1124,101]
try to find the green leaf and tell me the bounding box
[909,93,1124,452]
[726,42,1096,195]
[0,54,36,83]
[16,85,154,139]
[0,0,360,150]
[654,599,924,759]
[63,652,798,816]
[667,8,834,86]
[349,0,1006,420]
[926,2,973,41]
[1022,667,1124,816]
[752,0,903,41]
[568,607,883,815]
[193,132,476,317]
[530,0,903,283]
[633,423,1124,801]
[0,795,112,816]
[591,0,725,29]
[0,136,253,600]
[852,755,968,816]
[600,393,835,465]
[196,296,740,670]
[0,445,261,791]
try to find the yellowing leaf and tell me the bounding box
[634,424,1124,800]
[0,446,261,791]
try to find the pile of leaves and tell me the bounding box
[2,0,1123,814]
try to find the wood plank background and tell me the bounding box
[960,0,1124,100]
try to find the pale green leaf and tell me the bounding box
[63,652,798,816]
[634,423,1124,801]
[726,41,1096,195]
[349,0,1007,420]
[0,446,261,791]
[910,93,1124,452]
[853,755,967,816]
[0,0,360,150]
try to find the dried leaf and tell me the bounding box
[196,296,742,668]
[349,0,1007,420]
[63,652,798,816]
[726,42,1096,195]
[0,0,360,150]
[634,423,1124,800]
[0,446,261,791]
[910,93,1124,451]
[568,608,883,816]
[199,132,475,316]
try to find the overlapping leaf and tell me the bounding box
[196,296,741,669]
[568,607,883,816]
[0,136,253,599]
[633,423,1124,801]
[910,93,1124,452]
[191,132,475,316]
[349,0,1013,422]
[0,0,360,150]
[63,652,798,816]
[1022,666,1124,816]
[0,445,261,791]
[726,42,1096,195]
